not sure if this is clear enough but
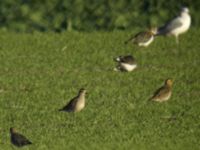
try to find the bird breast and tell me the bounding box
[155,91,172,102]
[75,96,85,111]
[162,92,172,101]
[181,13,191,30]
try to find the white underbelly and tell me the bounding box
[139,36,154,47]
[121,63,137,72]
[75,100,85,112]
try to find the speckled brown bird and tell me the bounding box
[125,27,157,47]
[149,79,173,102]
[59,88,86,112]
[10,127,32,147]
[114,55,137,72]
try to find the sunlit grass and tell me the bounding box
[0,29,199,149]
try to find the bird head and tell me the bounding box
[181,7,189,13]
[79,88,87,95]
[150,27,158,35]
[165,79,173,87]
[114,56,122,62]
[10,127,17,133]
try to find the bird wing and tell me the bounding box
[60,96,78,112]
[120,56,135,64]
[124,35,135,44]
[151,86,170,100]
[12,133,32,146]
[134,32,152,43]
[125,31,150,44]
[157,17,183,35]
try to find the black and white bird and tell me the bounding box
[125,28,157,47]
[156,7,191,44]
[59,88,86,112]
[10,128,32,147]
[114,55,137,72]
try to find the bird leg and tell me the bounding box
[175,35,179,44]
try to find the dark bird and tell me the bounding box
[125,27,157,47]
[114,55,137,72]
[149,79,173,102]
[10,127,32,147]
[59,88,87,112]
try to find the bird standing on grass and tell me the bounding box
[156,7,191,44]
[114,55,137,72]
[59,88,87,112]
[149,79,173,102]
[10,127,32,147]
[125,27,157,47]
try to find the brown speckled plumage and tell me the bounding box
[150,79,173,102]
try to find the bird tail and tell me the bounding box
[24,140,32,145]
[58,108,71,112]
[124,40,129,44]
[124,38,132,44]
[148,96,153,101]
[58,108,64,111]
[155,27,167,36]
[28,141,32,145]
[155,31,162,36]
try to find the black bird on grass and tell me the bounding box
[10,127,32,147]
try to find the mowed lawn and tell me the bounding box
[0,29,199,150]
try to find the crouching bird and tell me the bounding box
[10,127,32,147]
[149,79,173,102]
[114,55,137,72]
[59,88,87,112]
[125,27,157,47]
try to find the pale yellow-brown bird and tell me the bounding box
[59,88,87,112]
[149,79,173,102]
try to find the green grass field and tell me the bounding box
[0,29,200,150]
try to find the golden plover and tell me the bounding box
[149,79,173,102]
[125,27,157,47]
[59,88,86,112]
